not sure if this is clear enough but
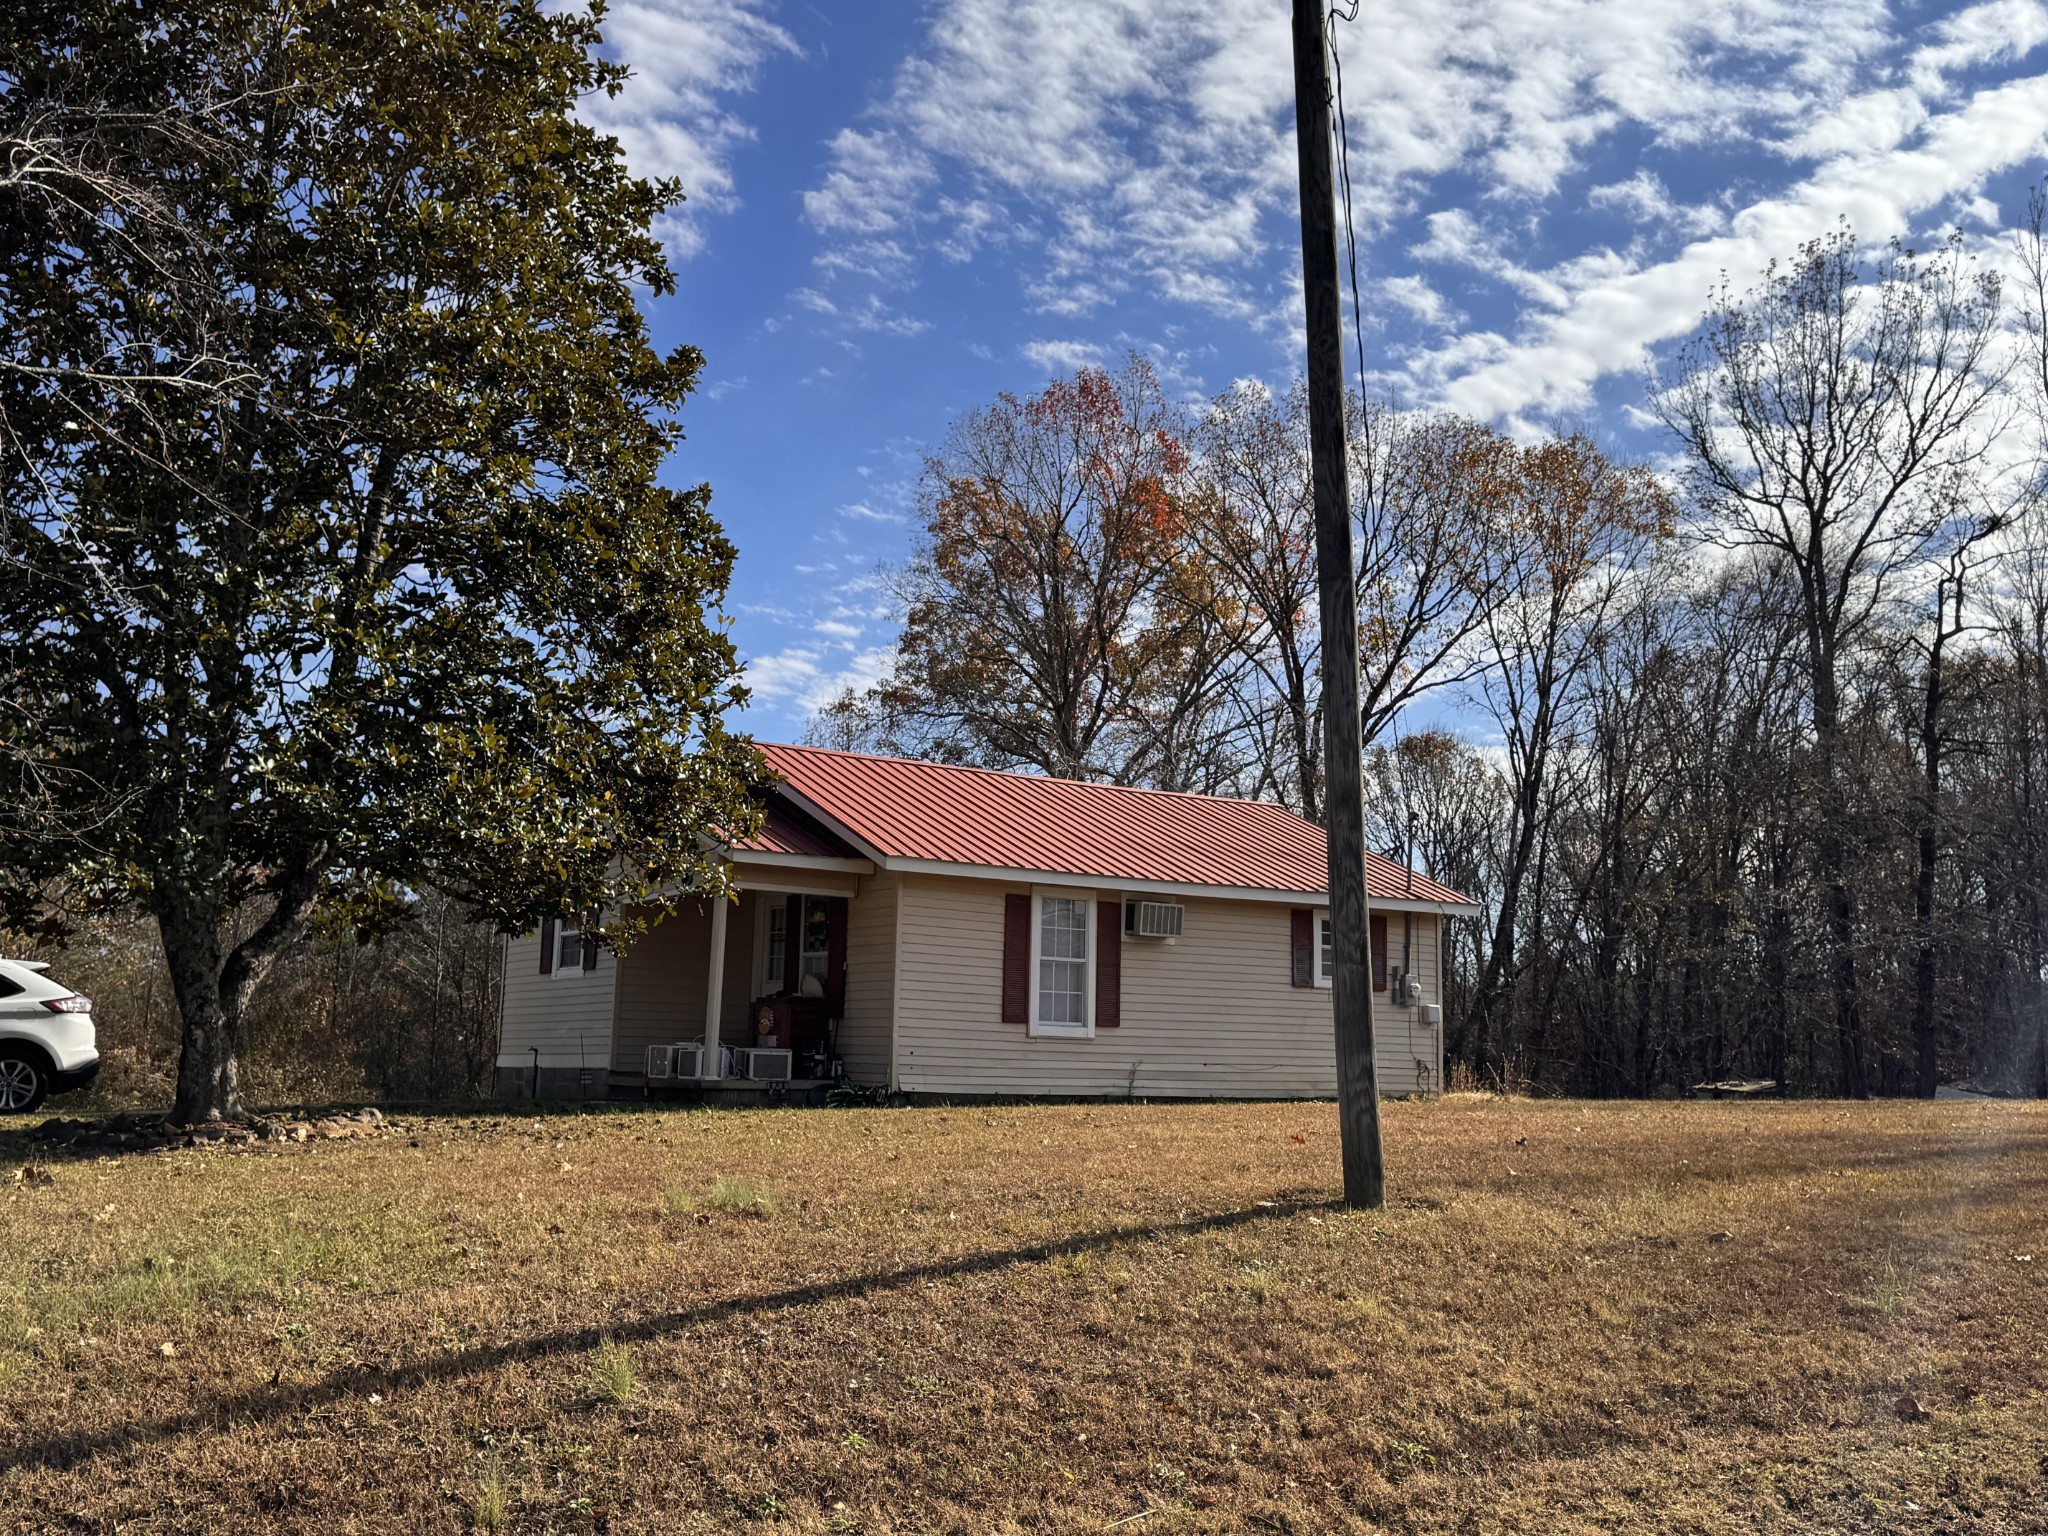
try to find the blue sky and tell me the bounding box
[579,0,2048,744]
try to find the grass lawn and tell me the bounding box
[2,1097,2044,1534]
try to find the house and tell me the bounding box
[494,744,1481,1102]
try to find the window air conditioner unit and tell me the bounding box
[670,1042,703,1079]
[734,1047,793,1081]
[645,1044,675,1081]
[1132,901,1184,940]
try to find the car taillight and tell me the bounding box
[42,995,91,1014]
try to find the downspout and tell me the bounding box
[888,875,904,1096]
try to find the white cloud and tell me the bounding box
[742,645,895,716]
[571,0,797,259]
[1380,276,1449,325]
[1021,339,1108,374]
[793,287,929,335]
[1907,0,2048,95]
[1409,70,2048,430]
[1587,171,1726,237]
[801,0,1892,322]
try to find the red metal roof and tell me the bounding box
[755,743,1477,907]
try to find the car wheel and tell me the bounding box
[0,1049,48,1114]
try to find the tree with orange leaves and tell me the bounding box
[814,356,1250,787]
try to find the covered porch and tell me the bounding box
[603,804,890,1098]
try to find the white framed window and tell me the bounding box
[1029,888,1094,1038]
[554,922,585,978]
[1315,909,1389,992]
[797,897,831,989]
[761,903,787,993]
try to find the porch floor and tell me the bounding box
[607,1071,836,1108]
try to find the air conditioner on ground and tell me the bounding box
[645,1044,675,1081]
[1131,901,1184,940]
[670,1042,703,1079]
[733,1047,793,1081]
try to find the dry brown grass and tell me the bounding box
[2,1096,2043,1534]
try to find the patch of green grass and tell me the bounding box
[707,1176,776,1217]
[471,1461,509,1532]
[1857,1253,1913,1318]
[1390,1439,1437,1468]
[589,1338,634,1405]
[663,1184,697,1218]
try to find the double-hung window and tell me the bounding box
[758,898,832,996]
[763,905,787,993]
[1030,890,1094,1037]
[1313,908,1388,990]
[797,898,832,989]
[555,922,585,978]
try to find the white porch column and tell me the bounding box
[701,895,729,1080]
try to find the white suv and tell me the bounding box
[0,959,100,1113]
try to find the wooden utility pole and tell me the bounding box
[1291,0,1384,1207]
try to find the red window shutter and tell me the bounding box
[1001,893,1031,1024]
[582,930,600,971]
[1095,898,1121,1027]
[826,897,849,1014]
[538,917,556,975]
[1370,912,1388,992]
[1290,908,1314,988]
[783,894,802,993]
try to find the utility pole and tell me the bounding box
[1291,0,1384,1208]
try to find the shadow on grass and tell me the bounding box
[7,1194,1337,1473]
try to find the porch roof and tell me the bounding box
[732,799,864,861]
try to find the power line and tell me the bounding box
[1327,6,1370,408]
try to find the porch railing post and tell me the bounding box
[702,892,729,1081]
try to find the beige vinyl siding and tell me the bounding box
[892,873,1445,1099]
[837,872,898,1087]
[1376,910,1444,1096]
[497,929,619,1072]
[611,896,757,1074]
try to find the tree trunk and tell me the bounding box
[1912,587,1948,1099]
[1468,714,1551,1086]
[1810,646,1867,1098]
[157,854,323,1124]
[157,887,243,1124]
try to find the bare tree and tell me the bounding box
[1352,407,1517,752]
[1186,381,1324,809]
[1659,227,2006,1095]
[1185,383,1513,819]
[1464,435,1674,1084]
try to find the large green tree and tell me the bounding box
[0,0,762,1121]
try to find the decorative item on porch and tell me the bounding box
[749,992,830,1055]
